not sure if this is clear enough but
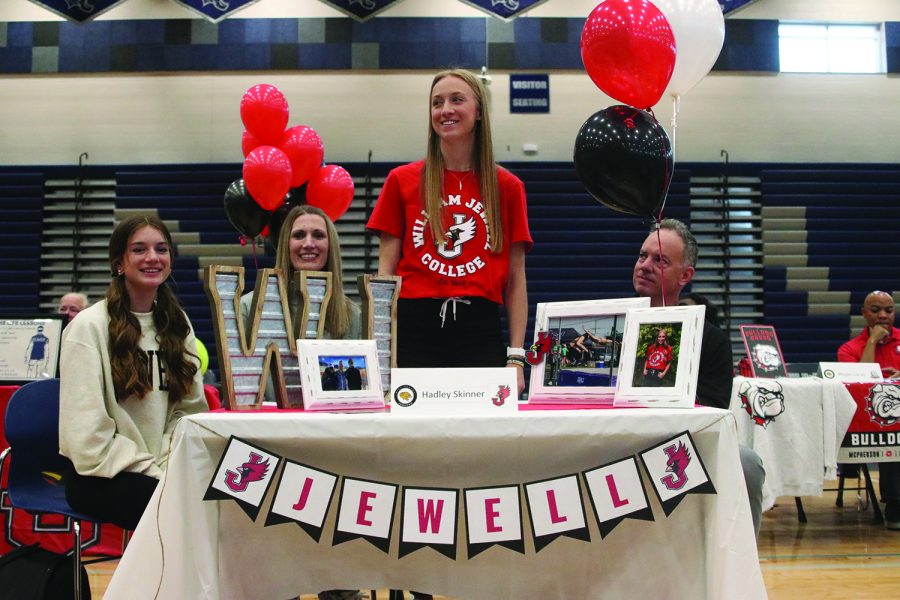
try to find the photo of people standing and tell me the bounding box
[633,323,681,388]
[318,355,367,391]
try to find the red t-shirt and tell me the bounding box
[645,343,673,371]
[838,326,900,371]
[367,160,532,303]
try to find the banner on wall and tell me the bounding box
[205,431,714,559]
[317,0,407,23]
[26,0,128,24]
[170,0,262,24]
[458,0,550,21]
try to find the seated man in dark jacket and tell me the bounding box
[632,218,765,538]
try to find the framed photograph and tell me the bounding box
[527,298,650,404]
[297,339,385,411]
[739,325,788,378]
[0,316,65,385]
[614,305,705,409]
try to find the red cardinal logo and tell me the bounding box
[526,331,554,365]
[492,385,511,406]
[224,452,271,493]
[661,441,691,491]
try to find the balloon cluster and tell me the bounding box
[574,0,724,218]
[225,84,356,240]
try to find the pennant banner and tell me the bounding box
[26,0,129,24]
[265,460,339,543]
[203,436,281,521]
[523,474,590,552]
[398,487,459,559]
[464,485,525,559]
[170,0,261,24]
[639,431,716,517]
[204,432,717,558]
[332,477,398,554]
[582,457,654,538]
[458,0,551,21]
[317,0,406,23]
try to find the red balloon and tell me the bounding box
[240,84,289,146]
[241,131,261,158]
[242,146,292,211]
[279,126,324,188]
[306,165,355,222]
[581,0,676,109]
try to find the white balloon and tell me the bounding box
[653,0,726,98]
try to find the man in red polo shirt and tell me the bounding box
[838,290,900,530]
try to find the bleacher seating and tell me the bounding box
[0,171,45,312]
[760,164,900,363]
[5,160,900,377]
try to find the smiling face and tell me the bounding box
[288,213,329,272]
[430,75,481,146]
[118,225,171,300]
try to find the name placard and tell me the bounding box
[818,362,883,383]
[390,368,517,414]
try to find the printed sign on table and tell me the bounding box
[740,325,788,378]
[839,382,900,463]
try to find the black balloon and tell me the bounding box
[224,179,270,237]
[573,105,673,217]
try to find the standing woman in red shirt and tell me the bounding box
[367,69,532,394]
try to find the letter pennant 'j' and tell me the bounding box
[204,436,281,521]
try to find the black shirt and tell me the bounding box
[696,321,734,409]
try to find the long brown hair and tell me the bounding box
[424,68,504,252]
[275,205,355,339]
[106,215,198,403]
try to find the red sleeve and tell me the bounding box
[366,168,405,239]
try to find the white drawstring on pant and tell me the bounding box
[438,297,471,328]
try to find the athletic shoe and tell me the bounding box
[885,501,900,531]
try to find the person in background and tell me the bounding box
[242,205,363,600]
[241,204,361,340]
[837,290,900,530]
[367,68,532,398]
[345,358,362,390]
[632,218,766,539]
[59,215,207,531]
[57,292,89,324]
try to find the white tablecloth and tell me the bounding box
[729,377,857,511]
[106,406,765,600]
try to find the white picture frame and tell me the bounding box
[0,315,65,384]
[297,339,386,412]
[614,305,706,409]
[527,298,650,404]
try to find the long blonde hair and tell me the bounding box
[275,205,354,339]
[424,68,504,252]
[106,215,197,403]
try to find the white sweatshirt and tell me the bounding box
[59,300,207,479]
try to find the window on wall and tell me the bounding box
[778,23,882,73]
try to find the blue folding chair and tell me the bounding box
[0,378,98,599]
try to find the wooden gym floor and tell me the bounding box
[87,475,900,599]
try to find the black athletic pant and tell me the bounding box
[65,468,159,531]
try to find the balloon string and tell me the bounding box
[655,222,667,308]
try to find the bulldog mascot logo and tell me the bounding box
[750,343,782,374]
[738,379,786,427]
[865,383,900,427]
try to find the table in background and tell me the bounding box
[729,376,856,511]
[106,407,765,600]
